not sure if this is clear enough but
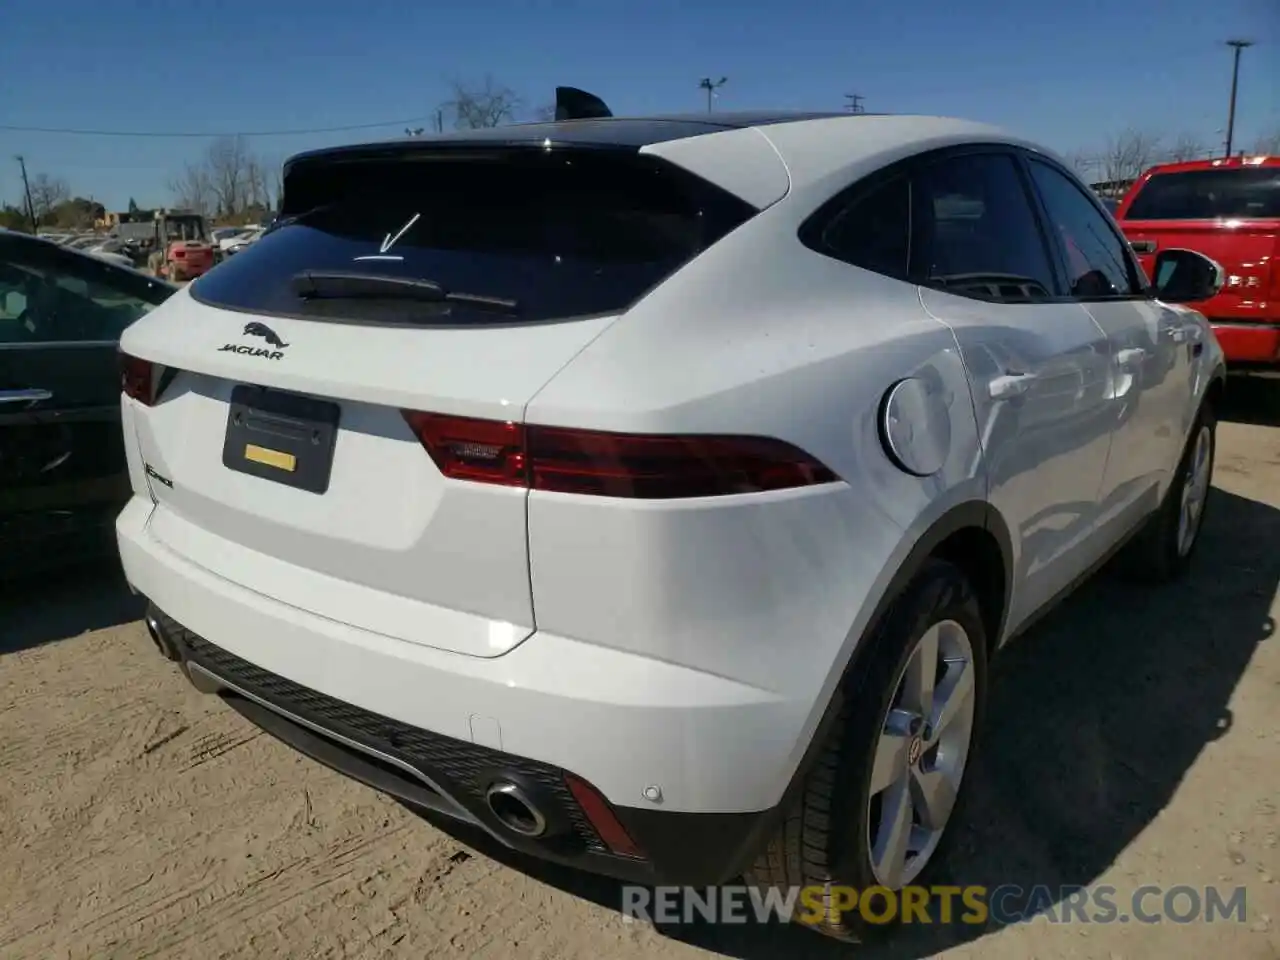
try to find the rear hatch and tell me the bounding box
[119,141,757,657]
[1118,163,1280,321]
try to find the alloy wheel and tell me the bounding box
[866,619,977,889]
[1177,425,1212,558]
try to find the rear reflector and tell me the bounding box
[401,411,839,498]
[120,350,155,406]
[563,773,645,860]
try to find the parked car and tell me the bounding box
[221,225,263,256]
[83,238,140,271]
[0,229,176,578]
[115,107,1225,942]
[1116,155,1280,373]
[211,226,253,260]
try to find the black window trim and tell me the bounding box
[1015,151,1154,304]
[797,161,914,282]
[798,142,1073,306]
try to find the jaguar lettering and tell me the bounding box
[219,343,284,360]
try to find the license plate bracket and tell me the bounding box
[222,385,340,494]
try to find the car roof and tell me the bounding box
[1139,155,1280,177]
[280,111,1033,203]
[285,110,853,167]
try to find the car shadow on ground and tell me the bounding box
[1220,375,1280,428]
[410,484,1278,959]
[0,557,143,656]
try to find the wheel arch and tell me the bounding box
[1204,365,1226,415]
[731,500,1013,879]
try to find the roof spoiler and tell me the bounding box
[555,87,612,121]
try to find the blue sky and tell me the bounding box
[2,0,1276,210]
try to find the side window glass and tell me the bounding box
[912,153,1057,303]
[0,250,165,343]
[808,175,912,279]
[1027,159,1140,299]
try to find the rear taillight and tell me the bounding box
[401,413,527,487]
[400,411,839,499]
[120,351,155,405]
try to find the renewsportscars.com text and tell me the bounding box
[621,884,1249,926]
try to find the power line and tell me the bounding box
[0,116,437,139]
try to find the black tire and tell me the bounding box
[1120,402,1216,584]
[745,559,989,942]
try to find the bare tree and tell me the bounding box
[168,162,215,215]
[1101,128,1162,184]
[533,103,557,122]
[206,135,252,217]
[170,136,272,220]
[444,76,522,129]
[244,156,271,210]
[1166,133,1209,162]
[1064,149,1100,182]
[28,173,70,223]
[1253,129,1280,155]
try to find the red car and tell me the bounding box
[1116,156,1280,372]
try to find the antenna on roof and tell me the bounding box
[555,87,613,121]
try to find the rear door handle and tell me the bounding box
[1116,348,1147,366]
[0,388,53,405]
[989,372,1037,400]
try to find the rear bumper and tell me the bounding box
[1211,321,1280,367]
[115,495,797,885]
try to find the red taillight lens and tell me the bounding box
[400,412,839,499]
[563,773,645,859]
[528,425,837,498]
[120,351,155,406]
[401,412,528,487]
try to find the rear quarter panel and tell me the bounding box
[525,192,987,805]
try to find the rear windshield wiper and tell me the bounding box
[290,270,519,314]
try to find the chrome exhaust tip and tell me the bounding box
[485,780,548,838]
[144,605,179,661]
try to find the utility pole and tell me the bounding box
[433,108,445,133]
[698,76,727,113]
[14,155,37,233]
[844,93,865,114]
[1223,39,1254,157]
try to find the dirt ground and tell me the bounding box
[2,382,1279,960]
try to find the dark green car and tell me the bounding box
[0,230,176,577]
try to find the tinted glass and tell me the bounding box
[1028,160,1139,299]
[0,242,173,343]
[813,175,912,279]
[1125,168,1280,220]
[192,150,757,324]
[912,153,1057,302]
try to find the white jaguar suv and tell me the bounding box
[115,99,1225,940]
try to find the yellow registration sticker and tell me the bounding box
[244,443,297,472]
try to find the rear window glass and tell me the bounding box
[1124,168,1280,220]
[191,149,757,325]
